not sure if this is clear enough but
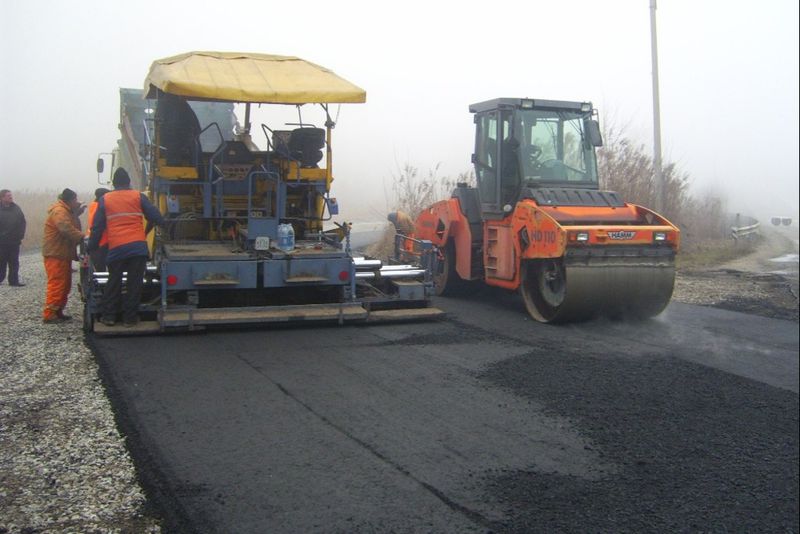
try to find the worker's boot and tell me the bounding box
[43,307,64,324]
[43,314,65,324]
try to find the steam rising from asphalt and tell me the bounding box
[769,254,799,263]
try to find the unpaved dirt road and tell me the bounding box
[92,267,798,532]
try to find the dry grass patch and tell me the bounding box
[677,238,758,269]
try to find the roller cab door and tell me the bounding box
[473,111,500,215]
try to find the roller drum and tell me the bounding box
[521,255,675,323]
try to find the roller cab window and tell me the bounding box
[516,110,599,187]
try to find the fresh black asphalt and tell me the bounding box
[90,287,799,533]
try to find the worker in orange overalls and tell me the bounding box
[86,187,110,271]
[88,168,165,327]
[42,188,85,323]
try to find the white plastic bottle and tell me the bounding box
[277,223,295,252]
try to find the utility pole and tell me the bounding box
[650,0,664,213]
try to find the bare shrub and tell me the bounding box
[364,226,398,261]
[597,124,691,224]
[389,163,474,219]
[681,190,729,241]
[597,122,730,245]
[370,164,474,260]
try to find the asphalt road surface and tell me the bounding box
[91,288,799,533]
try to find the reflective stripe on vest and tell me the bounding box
[86,201,108,246]
[104,190,145,250]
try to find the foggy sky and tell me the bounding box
[1,0,798,221]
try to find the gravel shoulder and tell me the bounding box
[0,253,161,533]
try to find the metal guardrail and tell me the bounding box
[731,222,760,240]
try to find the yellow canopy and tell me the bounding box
[144,51,366,104]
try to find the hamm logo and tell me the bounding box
[608,231,636,240]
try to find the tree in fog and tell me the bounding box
[597,121,728,241]
[597,123,690,221]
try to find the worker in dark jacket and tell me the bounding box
[88,168,165,327]
[0,189,26,286]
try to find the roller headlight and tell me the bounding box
[568,231,590,242]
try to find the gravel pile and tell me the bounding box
[0,253,160,533]
[673,269,799,321]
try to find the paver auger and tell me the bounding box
[405,98,680,323]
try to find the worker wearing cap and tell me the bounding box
[86,187,110,271]
[42,188,85,323]
[88,168,165,327]
[387,210,416,253]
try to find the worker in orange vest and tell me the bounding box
[87,168,165,327]
[387,210,416,253]
[42,188,85,323]
[86,187,110,271]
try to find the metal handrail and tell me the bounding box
[392,234,437,286]
[141,118,153,176]
[731,221,760,240]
